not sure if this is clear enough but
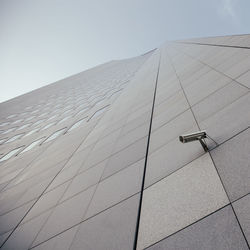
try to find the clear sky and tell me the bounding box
[1,0,250,103]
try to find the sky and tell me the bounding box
[1,0,250,103]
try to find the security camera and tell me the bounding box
[179,130,208,151]
[179,130,207,143]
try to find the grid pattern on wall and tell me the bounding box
[0,35,249,250]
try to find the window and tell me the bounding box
[47,114,58,121]
[54,104,62,109]
[88,105,109,121]
[108,89,123,99]
[31,109,39,114]
[32,120,45,127]
[25,116,36,121]
[16,123,31,131]
[23,129,38,138]
[0,122,9,127]
[40,122,55,131]
[74,107,89,117]
[19,138,45,154]
[42,128,66,144]
[51,108,61,114]
[5,133,24,143]
[67,118,86,132]
[12,119,23,124]
[2,127,17,134]
[0,147,24,162]
[61,109,72,116]
[6,114,17,119]
[119,80,129,87]
[38,112,48,118]
[43,106,50,111]
[0,138,7,144]
[92,97,106,106]
[57,116,70,124]
[64,104,73,110]
[88,95,99,102]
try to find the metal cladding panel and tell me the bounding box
[0,35,249,249]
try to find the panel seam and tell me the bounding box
[176,41,250,50]
[133,51,161,250]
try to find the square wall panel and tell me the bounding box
[200,93,250,145]
[192,81,248,124]
[145,134,202,188]
[211,128,250,202]
[147,206,248,250]
[233,194,250,245]
[236,69,250,88]
[32,185,96,246]
[70,194,140,250]
[32,226,79,250]
[85,160,144,219]
[137,153,229,250]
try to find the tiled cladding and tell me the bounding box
[137,154,229,249]
[233,194,250,245]
[70,194,140,250]
[236,69,250,88]
[210,128,250,202]
[0,34,250,249]
[146,205,249,250]
[0,46,159,249]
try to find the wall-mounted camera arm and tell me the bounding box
[179,130,208,152]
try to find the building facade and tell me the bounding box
[0,34,249,249]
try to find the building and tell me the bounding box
[0,34,249,250]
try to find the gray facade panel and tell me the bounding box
[146,206,248,250]
[211,128,250,202]
[233,194,250,245]
[70,194,140,250]
[0,35,249,249]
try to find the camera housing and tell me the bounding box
[179,131,207,143]
[179,130,208,152]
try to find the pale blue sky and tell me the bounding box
[1,0,250,103]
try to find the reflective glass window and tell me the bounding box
[31,109,39,114]
[88,106,109,121]
[93,97,106,106]
[20,138,45,154]
[67,118,86,132]
[12,119,23,124]
[75,107,89,117]
[0,122,9,127]
[57,116,70,124]
[6,114,17,119]
[62,110,71,116]
[47,114,58,121]
[42,128,65,144]
[0,138,7,144]
[25,116,36,121]
[16,123,31,131]
[0,147,24,162]
[2,127,17,134]
[32,120,45,127]
[38,112,48,118]
[23,129,38,138]
[40,122,55,131]
[5,133,24,143]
